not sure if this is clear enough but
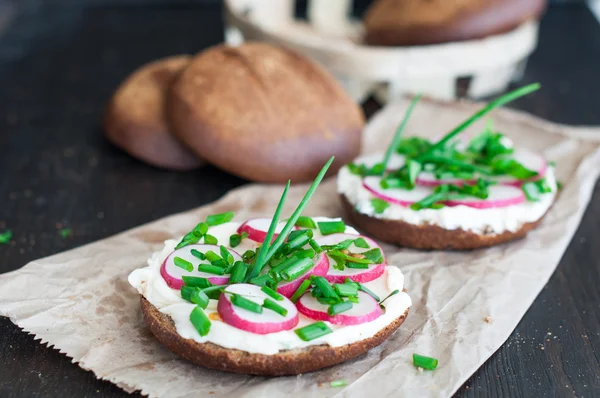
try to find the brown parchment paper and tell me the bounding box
[1,98,599,398]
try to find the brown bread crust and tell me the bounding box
[167,43,364,183]
[364,0,547,46]
[141,296,408,376]
[103,55,202,171]
[341,194,546,250]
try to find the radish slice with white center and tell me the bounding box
[217,283,299,334]
[444,185,526,209]
[316,233,386,283]
[491,149,548,186]
[276,252,329,298]
[296,291,382,325]
[160,244,241,289]
[363,176,433,207]
[238,218,297,243]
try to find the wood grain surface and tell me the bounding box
[0,2,598,397]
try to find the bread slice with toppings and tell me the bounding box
[141,296,408,376]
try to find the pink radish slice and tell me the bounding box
[316,234,386,284]
[363,176,434,207]
[238,218,297,243]
[276,252,330,298]
[444,185,526,209]
[492,149,548,186]
[217,283,299,334]
[160,244,241,289]
[296,291,382,325]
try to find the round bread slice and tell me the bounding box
[340,194,547,250]
[103,55,202,171]
[141,296,408,376]
[364,0,547,46]
[167,42,364,183]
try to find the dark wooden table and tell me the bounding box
[0,2,599,397]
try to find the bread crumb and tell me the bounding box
[209,312,222,321]
[484,316,493,324]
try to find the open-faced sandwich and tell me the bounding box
[129,158,411,375]
[339,84,558,250]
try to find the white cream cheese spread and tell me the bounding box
[338,153,557,235]
[128,217,412,355]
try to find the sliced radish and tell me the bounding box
[316,234,386,283]
[444,185,526,208]
[492,149,547,186]
[416,171,477,187]
[363,176,433,207]
[296,291,382,325]
[238,218,297,243]
[276,252,330,298]
[217,283,299,334]
[160,244,241,289]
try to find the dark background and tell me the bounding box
[0,1,599,397]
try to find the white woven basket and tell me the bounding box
[224,0,539,103]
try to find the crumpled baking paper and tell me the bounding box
[1,98,599,398]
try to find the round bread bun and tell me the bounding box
[103,55,202,171]
[140,296,408,376]
[340,194,547,250]
[167,43,364,183]
[364,0,547,46]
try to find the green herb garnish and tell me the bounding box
[413,353,438,370]
[317,221,345,235]
[59,228,72,239]
[204,234,218,245]
[205,212,234,226]
[173,256,193,272]
[182,276,212,288]
[0,230,12,244]
[295,216,317,229]
[291,279,312,303]
[329,380,347,388]
[370,198,390,214]
[231,293,263,314]
[198,264,226,275]
[229,261,248,284]
[295,321,333,341]
[189,306,211,336]
[261,286,284,301]
[262,298,288,317]
[353,237,369,249]
[328,301,353,316]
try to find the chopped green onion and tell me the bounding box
[59,228,72,239]
[229,261,248,284]
[285,232,311,253]
[198,264,226,275]
[380,94,422,174]
[329,380,347,388]
[206,212,234,226]
[280,258,314,281]
[193,222,209,237]
[328,301,353,316]
[308,239,323,254]
[261,286,284,301]
[211,259,228,268]
[190,249,205,261]
[334,283,358,297]
[346,263,369,269]
[295,216,317,229]
[413,353,438,370]
[534,178,552,193]
[353,237,369,249]
[294,321,333,341]
[317,221,346,235]
[242,249,256,262]
[416,83,541,161]
[406,159,422,186]
[231,294,263,314]
[318,296,341,305]
[202,285,225,300]
[522,182,541,201]
[370,198,390,214]
[291,279,312,303]
[262,298,288,316]
[358,283,380,302]
[321,239,354,251]
[173,256,193,272]
[190,306,211,336]
[0,230,12,244]
[311,276,338,298]
[342,254,373,264]
[247,181,291,281]
[249,274,272,287]
[204,234,218,245]
[204,250,220,263]
[181,286,209,309]
[380,289,400,305]
[270,255,302,277]
[362,248,384,264]
[182,276,212,288]
[229,234,242,248]
[295,248,316,259]
[220,246,234,264]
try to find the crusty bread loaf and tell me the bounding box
[167,43,364,183]
[364,0,547,46]
[141,296,408,376]
[341,194,546,250]
[103,55,202,171]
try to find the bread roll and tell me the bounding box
[103,55,202,170]
[167,43,364,183]
[364,0,547,46]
